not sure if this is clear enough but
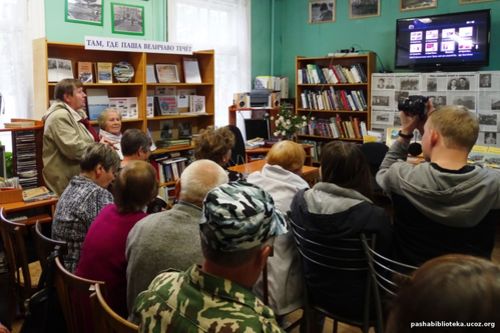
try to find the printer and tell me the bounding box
[249,89,280,108]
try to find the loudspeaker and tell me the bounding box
[269,92,281,108]
[233,93,250,108]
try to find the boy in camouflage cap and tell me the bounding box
[132,181,287,333]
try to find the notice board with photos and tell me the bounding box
[371,71,500,148]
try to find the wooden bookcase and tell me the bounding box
[32,38,214,188]
[295,53,375,155]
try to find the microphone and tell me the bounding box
[408,142,422,157]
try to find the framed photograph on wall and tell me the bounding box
[111,3,145,36]
[459,0,494,3]
[65,0,103,26]
[401,0,438,11]
[349,0,380,19]
[309,0,335,24]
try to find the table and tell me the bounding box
[229,159,319,186]
[1,197,58,225]
[245,144,313,165]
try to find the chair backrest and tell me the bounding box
[0,207,38,323]
[361,234,417,333]
[33,220,67,275]
[288,215,375,332]
[91,283,138,333]
[226,124,246,166]
[54,256,105,333]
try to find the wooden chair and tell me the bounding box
[32,220,67,276]
[289,216,379,333]
[361,234,417,332]
[91,283,139,333]
[54,255,105,333]
[0,208,41,323]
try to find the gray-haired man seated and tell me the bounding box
[132,181,287,333]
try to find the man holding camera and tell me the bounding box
[376,98,500,266]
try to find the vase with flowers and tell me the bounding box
[271,104,310,141]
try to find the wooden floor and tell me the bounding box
[11,228,500,333]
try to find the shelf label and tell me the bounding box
[84,36,193,55]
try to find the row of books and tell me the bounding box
[151,95,205,116]
[298,140,321,164]
[48,58,127,84]
[298,63,367,85]
[146,57,202,84]
[300,87,367,111]
[151,152,191,183]
[85,88,138,120]
[13,131,39,189]
[300,115,367,140]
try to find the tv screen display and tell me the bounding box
[395,10,490,70]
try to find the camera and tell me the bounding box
[398,95,429,118]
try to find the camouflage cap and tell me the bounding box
[201,181,288,252]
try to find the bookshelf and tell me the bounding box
[0,119,44,189]
[32,38,215,191]
[295,53,375,162]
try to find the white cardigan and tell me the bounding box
[247,163,310,315]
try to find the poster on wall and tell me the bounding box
[65,0,103,26]
[309,0,335,24]
[111,3,145,36]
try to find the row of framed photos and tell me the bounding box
[66,0,146,36]
[310,0,494,24]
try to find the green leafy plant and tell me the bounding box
[271,104,310,139]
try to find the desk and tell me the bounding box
[246,144,313,165]
[229,159,319,186]
[1,197,58,225]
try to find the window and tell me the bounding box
[168,0,251,126]
[0,0,41,150]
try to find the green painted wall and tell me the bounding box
[45,0,499,98]
[252,0,500,97]
[44,0,166,43]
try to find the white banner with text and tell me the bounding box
[84,36,193,55]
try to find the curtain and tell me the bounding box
[167,0,251,126]
[0,0,41,151]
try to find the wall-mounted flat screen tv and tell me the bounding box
[395,10,490,70]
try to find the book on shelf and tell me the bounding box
[159,120,175,140]
[108,97,138,119]
[155,138,191,149]
[178,121,192,139]
[86,88,109,120]
[189,95,206,113]
[146,64,157,83]
[48,58,73,82]
[146,94,155,118]
[77,61,94,83]
[156,96,178,115]
[155,86,176,96]
[155,64,180,83]
[3,121,36,129]
[96,62,113,84]
[177,89,196,113]
[183,57,202,83]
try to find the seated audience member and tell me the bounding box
[193,126,242,181]
[42,78,98,195]
[76,160,157,317]
[51,143,120,272]
[290,141,392,320]
[120,128,152,168]
[132,182,287,332]
[125,159,228,311]
[386,254,500,333]
[247,140,309,316]
[97,108,123,158]
[376,105,500,266]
